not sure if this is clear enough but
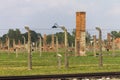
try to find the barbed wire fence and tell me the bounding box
[0,27,120,69]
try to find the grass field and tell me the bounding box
[0,50,120,76]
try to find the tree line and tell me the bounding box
[111,31,120,38]
[0,29,92,47]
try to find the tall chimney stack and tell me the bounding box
[76,12,86,56]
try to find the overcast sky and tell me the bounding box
[0,0,120,36]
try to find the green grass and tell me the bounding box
[0,50,120,76]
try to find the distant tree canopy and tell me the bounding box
[0,29,42,46]
[111,31,120,38]
[4,29,120,48]
[7,29,22,44]
[86,31,91,45]
[0,28,92,47]
[46,30,91,47]
[46,32,74,46]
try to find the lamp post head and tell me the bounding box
[52,23,58,28]
[96,27,101,31]
[25,26,30,31]
[61,27,66,31]
[52,25,58,28]
[52,23,67,31]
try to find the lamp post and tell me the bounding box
[112,36,115,56]
[96,27,103,67]
[52,23,69,68]
[25,26,32,70]
[0,39,1,50]
[0,38,2,51]
[6,35,10,55]
[38,35,42,56]
[93,35,96,56]
[56,36,58,54]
